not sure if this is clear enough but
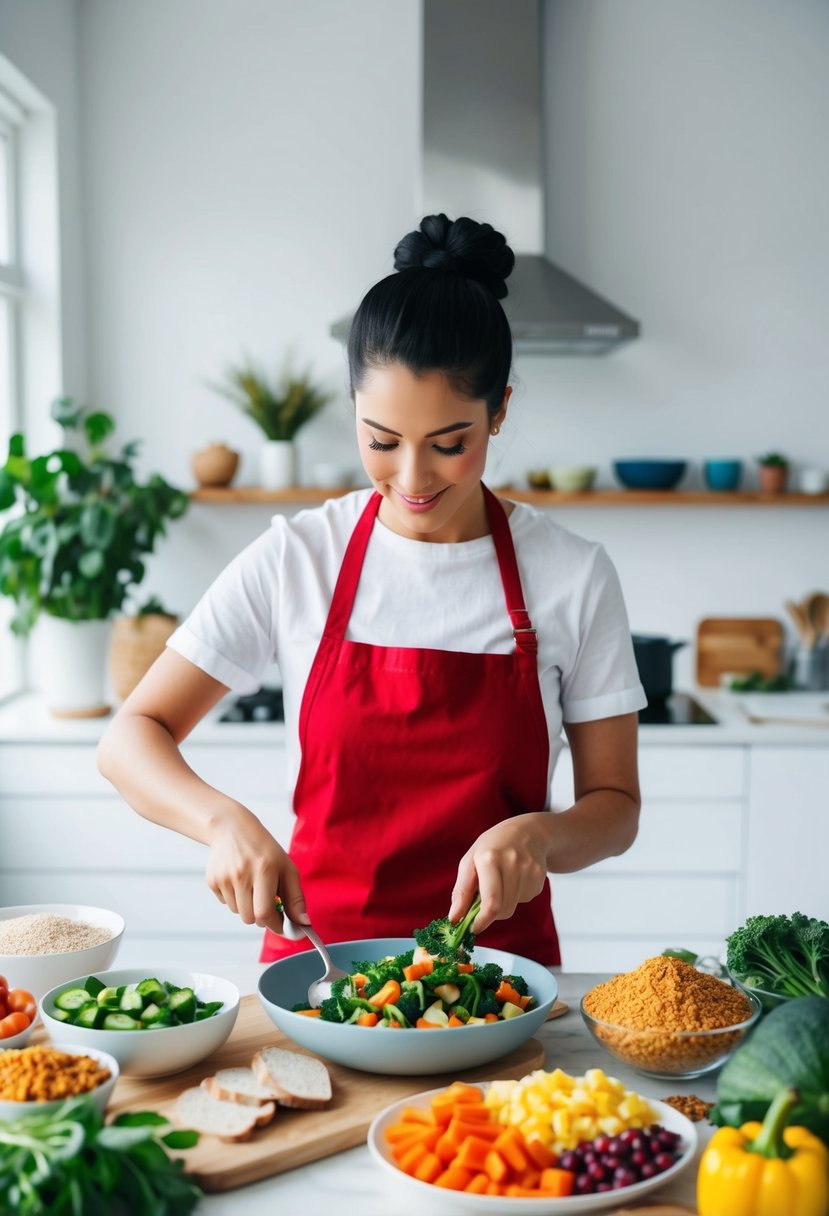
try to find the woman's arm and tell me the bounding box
[449,712,640,933]
[96,649,308,934]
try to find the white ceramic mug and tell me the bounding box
[798,468,829,495]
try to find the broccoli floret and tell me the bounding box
[458,971,496,1018]
[351,951,412,997]
[393,992,422,1027]
[504,972,528,997]
[477,963,504,990]
[401,979,426,1011]
[329,976,355,1000]
[413,897,482,961]
[424,962,466,989]
[476,990,501,1018]
[726,913,829,998]
[319,993,380,1023]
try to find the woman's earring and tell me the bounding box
[491,425,500,436]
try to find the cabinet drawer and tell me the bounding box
[552,874,737,937]
[0,798,295,870]
[552,745,744,805]
[589,801,742,873]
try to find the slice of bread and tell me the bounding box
[174,1086,276,1142]
[201,1067,277,1107]
[251,1046,332,1110]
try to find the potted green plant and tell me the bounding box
[212,355,334,489]
[0,398,188,716]
[756,452,789,494]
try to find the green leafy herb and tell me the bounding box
[0,1097,202,1215]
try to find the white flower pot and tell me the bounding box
[35,616,111,718]
[261,440,296,490]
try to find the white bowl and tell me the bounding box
[0,1010,39,1050]
[368,1085,697,1214]
[548,465,597,492]
[0,1043,119,1122]
[40,967,239,1077]
[0,903,125,1000]
[258,937,557,1076]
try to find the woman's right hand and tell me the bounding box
[205,804,310,935]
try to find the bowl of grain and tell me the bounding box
[0,904,125,1001]
[0,1043,119,1122]
[581,955,762,1080]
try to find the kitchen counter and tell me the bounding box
[1,688,828,743]
[113,948,715,1213]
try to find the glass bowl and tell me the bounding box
[580,991,762,1080]
[728,973,791,1012]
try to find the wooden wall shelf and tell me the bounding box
[190,486,829,507]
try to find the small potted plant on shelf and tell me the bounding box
[109,594,180,702]
[0,397,188,717]
[212,354,334,490]
[756,452,789,494]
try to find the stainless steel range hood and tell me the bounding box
[330,0,639,355]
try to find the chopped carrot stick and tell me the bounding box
[484,1150,509,1184]
[540,1167,575,1196]
[435,1131,457,1164]
[524,1138,558,1169]
[400,1106,435,1125]
[456,962,474,973]
[464,1173,490,1193]
[494,980,523,1006]
[356,1012,378,1027]
[485,1181,503,1195]
[295,1008,322,1017]
[434,1164,474,1190]
[450,1104,491,1123]
[398,1141,428,1175]
[403,960,434,982]
[415,1017,442,1028]
[483,1013,499,1022]
[386,1122,430,1143]
[372,979,401,1008]
[351,973,369,988]
[446,1118,500,1147]
[519,994,532,1009]
[494,1126,529,1172]
[516,1167,541,1189]
[413,1151,443,1183]
[455,1135,494,1173]
[445,1082,484,1102]
[447,1015,465,1027]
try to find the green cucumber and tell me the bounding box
[141,1003,172,1027]
[102,1012,142,1031]
[119,989,144,1015]
[54,987,92,1013]
[83,974,106,998]
[168,988,196,1023]
[75,1003,107,1029]
[135,977,167,1006]
[96,985,125,1008]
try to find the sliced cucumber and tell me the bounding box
[54,987,92,1013]
[135,977,167,1006]
[83,975,106,999]
[103,1012,142,1031]
[50,1007,72,1023]
[168,988,196,1023]
[96,985,125,1008]
[119,989,145,1015]
[76,1002,107,1029]
[141,1002,172,1027]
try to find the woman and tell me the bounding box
[97,214,646,966]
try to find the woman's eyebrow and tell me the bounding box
[361,418,474,438]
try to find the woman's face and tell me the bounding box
[355,364,509,543]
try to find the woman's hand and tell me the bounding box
[205,805,310,935]
[447,812,553,934]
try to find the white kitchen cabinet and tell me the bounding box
[744,746,829,921]
[550,745,746,970]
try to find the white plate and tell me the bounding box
[367,1084,697,1215]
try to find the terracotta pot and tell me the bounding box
[109,613,179,701]
[757,463,788,494]
[191,443,239,487]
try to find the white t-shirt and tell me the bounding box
[168,490,646,798]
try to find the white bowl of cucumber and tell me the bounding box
[39,967,240,1077]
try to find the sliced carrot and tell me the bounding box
[435,1131,457,1164]
[398,1141,428,1176]
[519,994,532,1009]
[484,1149,509,1184]
[295,1008,322,1017]
[465,1173,490,1193]
[494,1126,529,1172]
[450,1104,491,1123]
[351,973,369,988]
[400,1106,435,1125]
[494,980,522,1006]
[414,1151,443,1183]
[372,979,401,1008]
[445,1082,484,1102]
[486,1181,503,1195]
[455,1135,494,1173]
[483,1013,499,1022]
[356,1011,379,1026]
[403,960,434,982]
[516,1167,541,1189]
[386,1122,429,1144]
[416,1017,442,1029]
[447,1118,500,1147]
[434,1164,474,1190]
[456,962,474,973]
[504,1185,560,1198]
[524,1138,558,1169]
[447,1015,465,1027]
[540,1167,576,1197]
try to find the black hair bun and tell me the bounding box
[393,213,515,300]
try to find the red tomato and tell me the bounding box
[0,980,7,1002]
[7,989,36,1019]
[0,1011,30,1038]
[0,1000,7,1020]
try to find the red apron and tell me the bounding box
[261,485,560,965]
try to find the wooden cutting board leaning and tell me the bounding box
[695,617,783,686]
[104,994,567,1192]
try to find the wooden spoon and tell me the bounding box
[806,591,829,646]
[785,599,815,647]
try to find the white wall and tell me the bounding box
[12,0,829,692]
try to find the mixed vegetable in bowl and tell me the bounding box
[293,898,536,1028]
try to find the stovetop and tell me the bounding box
[220,687,717,727]
[638,693,717,726]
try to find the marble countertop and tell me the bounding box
[166,961,714,1214]
[1,688,828,745]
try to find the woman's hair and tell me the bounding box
[347,214,515,419]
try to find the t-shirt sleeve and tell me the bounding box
[166,528,279,694]
[560,546,647,723]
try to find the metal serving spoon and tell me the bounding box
[279,908,351,1005]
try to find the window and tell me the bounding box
[0,101,22,700]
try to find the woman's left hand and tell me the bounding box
[448,812,553,934]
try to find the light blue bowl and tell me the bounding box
[613,459,687,490]
[704,459,743,491]
[258,937,557,1076]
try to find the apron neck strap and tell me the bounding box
[324,487,537,653]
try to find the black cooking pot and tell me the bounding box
[631,635,688,703]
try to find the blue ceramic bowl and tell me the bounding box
[258,937,557,1076]
[613,460,687,490]
[704,459,743,491]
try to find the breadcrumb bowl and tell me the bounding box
[0,903,125,1000]
[258,937,557,1076]
[579,993,762,1080]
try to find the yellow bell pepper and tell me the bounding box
[697,1087,829,1216]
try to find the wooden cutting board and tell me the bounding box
[695,617,783,686]
[107,995,551,1192]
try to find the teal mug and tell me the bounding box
[704,459,743,491]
